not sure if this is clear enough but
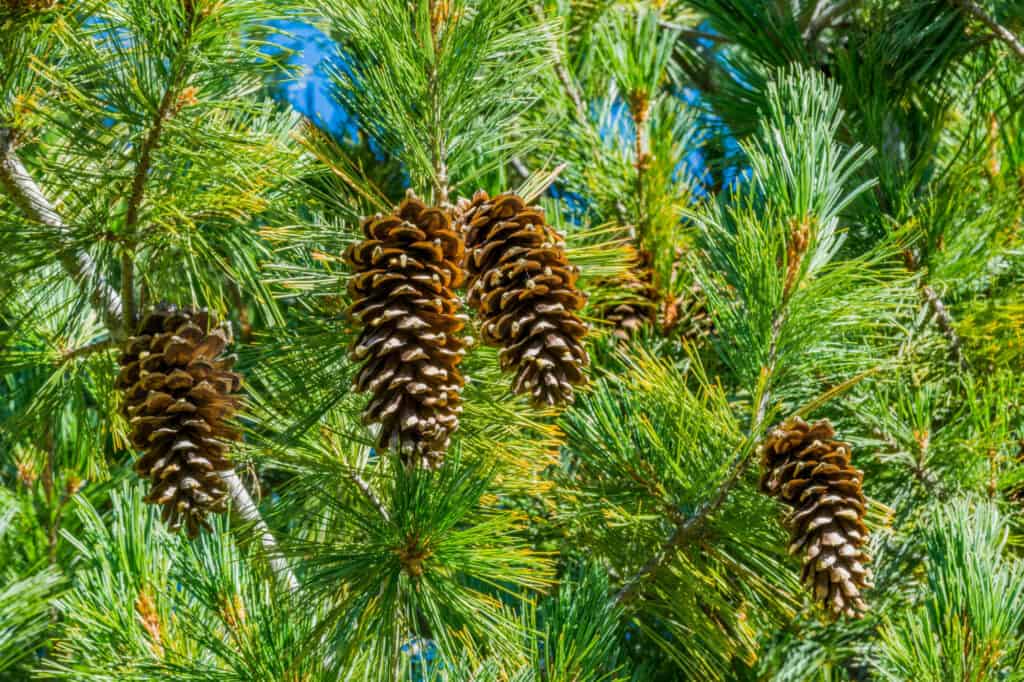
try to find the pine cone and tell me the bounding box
[602,251,659,341]
[661,282,713,343]
[344,191,466,469]
[458,191,588,406]
[758,417,872,618]
[116,304,242,538]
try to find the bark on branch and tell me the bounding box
[953,0,1024,62]
[1,129,299,592]
[220,469,300,592]
[1,128,126,339]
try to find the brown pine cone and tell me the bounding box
[661,282,713,343]
[759,417,872,618]
[458,191,588,406]
[602,250,659,341]
[116,304,242,538]
[344,191,466,469]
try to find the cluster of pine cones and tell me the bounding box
[343,190,589,468]
[113,189,592,534]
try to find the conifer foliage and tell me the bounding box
[2,0,1024,680]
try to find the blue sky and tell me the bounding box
[265,20,743,198]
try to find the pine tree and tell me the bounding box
[1,0,1023,680]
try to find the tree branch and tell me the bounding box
[1,129,126,339]
[921,283,966,369]
[220,469,300,592]
[533,4,586,123]
[613,447,752,604]
[428,0,450,206]
[59,337,116,363]
[121,58,189,334]
[615,313,784,604]
[1,127,298,592]
[510,156,531,181]
[902,249,966,369]
[803,0,859,44]
[350,468,390,523]
[953,0,1024,62]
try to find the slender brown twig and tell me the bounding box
[60,337,116,363]
[121,55,190,333]
[533,4,586,123]
[953,0,1024,62]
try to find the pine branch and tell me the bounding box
[534,4,586,123]
[615,312,784,605]
[921,283,966,369]
[804,0,860,43]
[903,249,967,369]
[0,128,126,340]
[628,96,651,238]
[120,88,174,334]
[220,469,300,592]
[952,0,1024,62]
[510,156,531,181]
[1,127,298,592]
[348,434,390,523]
[121,20,196,333]
[350,469,390,523]
[428,0,450,205]
[59,337,116,363]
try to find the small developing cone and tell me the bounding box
[116,304,242,537]
[661,282,713,343]
[458,191,589,406]
[758,417,872,618]
[344,191,466,469]
[602,250,659,341]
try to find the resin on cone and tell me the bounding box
[758,417,872,618]
[344,191,466,469]
[116,304,242,538]
[458,191,588,406]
